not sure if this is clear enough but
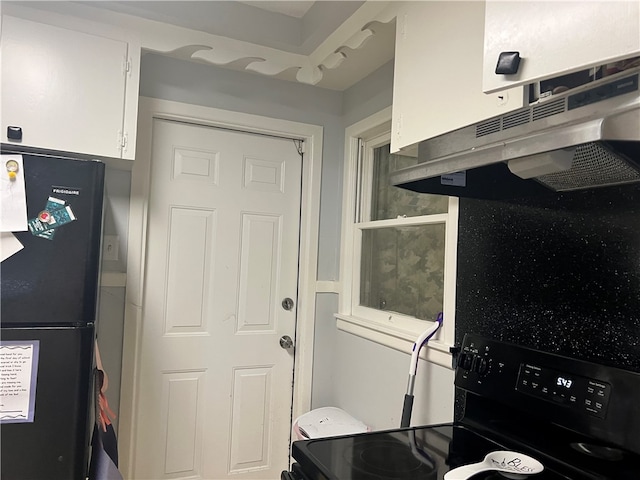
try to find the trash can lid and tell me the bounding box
[295,407,368,439]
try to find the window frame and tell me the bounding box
[337,107,458,369]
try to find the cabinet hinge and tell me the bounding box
[117,131,128,153]
[123,57,132,76]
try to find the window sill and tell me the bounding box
[335,313,454,370]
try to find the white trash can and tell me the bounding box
[293,407,369,440]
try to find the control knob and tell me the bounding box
[460,352,474,371]
[475,357,489,376]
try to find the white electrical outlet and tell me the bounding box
[103,235,119,261]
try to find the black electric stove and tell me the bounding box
[284,335,640,480]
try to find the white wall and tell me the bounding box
[333,329,455,429]
[131,53,454,431]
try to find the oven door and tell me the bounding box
[281,462,314,480]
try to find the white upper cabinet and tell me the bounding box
[391,1,523,155]
[483,1,640,93]
[1,11,140,161]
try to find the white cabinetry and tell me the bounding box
[391,1,523,155]
[483,1,640,93]
[1,12,139,161]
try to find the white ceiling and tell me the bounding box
[75,0,396,90]
[83,1,367,55]
[239,1,315,18]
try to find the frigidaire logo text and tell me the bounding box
[52,187,80,196]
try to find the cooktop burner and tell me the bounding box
[343,438,435,477]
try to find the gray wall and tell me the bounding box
[310,59,455,430]
[102,167,131,274]
[97,286,126,432]
[96,167,132,433]
[115,53,454,432]
[139,52,345,279]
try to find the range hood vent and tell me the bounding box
[532,98,566,121]
[391,69,640,201]
[476,118,501,137]
[501,110,530,131]
[476,98,568,137]
[536,142,640,191]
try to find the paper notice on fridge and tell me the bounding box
[0,154,28,232]
[0,232,24,262]
[0,341,40,424]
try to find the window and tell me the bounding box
[337,110,458,368]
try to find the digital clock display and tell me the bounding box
[517,363,611,419]
[556,376,573,389]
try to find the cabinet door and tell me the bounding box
[483,1,640,93]
[1,15,128,159]
[391,1,523,155]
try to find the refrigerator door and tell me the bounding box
[1,154,105,327]
[1,325,95,480]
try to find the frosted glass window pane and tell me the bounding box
[370,144,448,221]
[360,224,445,320]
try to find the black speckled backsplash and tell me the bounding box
[455,184,640,366]
[454,184,640,418]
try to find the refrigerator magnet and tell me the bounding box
[37,210,53,224]
[6,159,19,181]
[0,154,28,233]
[28,204,76,237]
[33,198,68,240]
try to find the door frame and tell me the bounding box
[118,97,323,477]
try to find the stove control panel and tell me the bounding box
[456,335,613,418]
[455,334,620,420]
[455,334,640,457]
[516,363,611,418]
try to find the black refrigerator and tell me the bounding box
[1,153,105,480]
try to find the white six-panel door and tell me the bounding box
[133,118,302,479]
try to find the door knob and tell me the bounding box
[282,298,294,311]
[279,335,294,349]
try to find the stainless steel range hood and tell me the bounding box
[390,70,640,200]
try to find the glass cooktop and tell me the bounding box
[291,335,640,480]
[292,424,633,480]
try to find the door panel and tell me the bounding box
[133,118,302,479]
[238,214,281,332]
[165,207,216,334]
[162,371,206,476]
[229,366,273,472]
